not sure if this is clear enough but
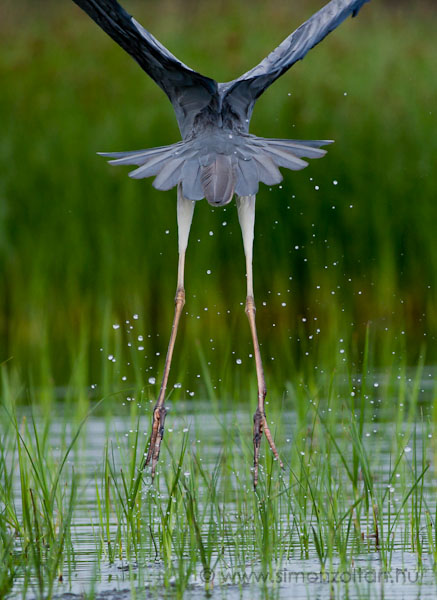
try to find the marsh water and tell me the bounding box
[7,376,437,600]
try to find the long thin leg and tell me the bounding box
[236,195,283,487]
[144,185,195,478]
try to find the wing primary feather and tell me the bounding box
[72,0,218,137]
[222,0,370,122]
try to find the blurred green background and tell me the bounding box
[1,0,436,394]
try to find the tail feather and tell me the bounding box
[128,153,173,179]
[252,154,283,186]
[200,154,235,206]
[99,142,184,165]
[153,157,185,191]
[98,134,333,203]
[181,160,203,200]
[235,158,259,196]
[258,137,331,159]
[261,145,308,171]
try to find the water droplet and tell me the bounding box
[148,377,156,385]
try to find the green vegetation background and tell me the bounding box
[1,0,436,393]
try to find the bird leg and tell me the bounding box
[237,195,283,487]
[144,186,195,478]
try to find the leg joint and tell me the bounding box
[245,295,256,315]
[175,287,185,307]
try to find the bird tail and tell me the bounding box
[99,141,209,201]
[232,136,333,196]
[99,135,333,204]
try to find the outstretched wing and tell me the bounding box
[221,0,370,127]
[72,0,219,137]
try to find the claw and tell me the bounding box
[253,409,264,487]
[145,405,167,478]
[253,408,284,488]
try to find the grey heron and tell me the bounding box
[72,0,370,486]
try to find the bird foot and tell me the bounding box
[144,405,167,478]
[253,408,284,488]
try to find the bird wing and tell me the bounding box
[221,0,370,126]
[72,0,219,137]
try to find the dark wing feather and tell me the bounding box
[222,0,370,126]
[72,0,219,137]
